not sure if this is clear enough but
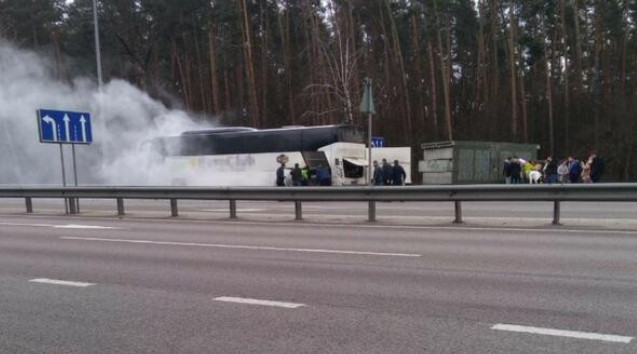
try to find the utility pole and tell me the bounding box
[359,78,376,186]
[93,0,103,88]
[70,0,103,214]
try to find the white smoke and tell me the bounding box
[0,41,210,186]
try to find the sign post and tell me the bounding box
[59,144,68,213]
[359,78,376,186]
[37,109,93,214]
[71,144,80,213]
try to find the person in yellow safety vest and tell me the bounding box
[301,166,310,186]
[522,161,534,183]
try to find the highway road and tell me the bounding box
[0,209,636,353]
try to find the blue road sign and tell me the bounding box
[37,109,93,144]
[371,137,384,148]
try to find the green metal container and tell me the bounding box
[418,141,540,184]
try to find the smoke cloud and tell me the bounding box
[0,41,209,186]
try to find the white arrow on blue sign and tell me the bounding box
[37,109,93,144]
[371,137,384,148]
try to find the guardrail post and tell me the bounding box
[368,201,376,222]
[294,201,302,220]
[229,200,237,219]
[170,199,178,217]
[116,198,125,216]
[453,201,463,224]
[25,198,33,213]
[553,201,561,225]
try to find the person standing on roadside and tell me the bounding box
[372,160,383,186]
[290,163,303,186]
[503,158,512,184]
[301,166,310,186]
[543,156,558,184]
[382,159,393,186]
[581,156,592,183]
[590,153,605,183]
[392,160,407,186]
[567,156,582,183]
[557,159,569,183]
[509,157,522,184]
[276,163,286,187]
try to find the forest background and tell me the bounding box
[2,0,636,181]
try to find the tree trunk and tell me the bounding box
[260,0,269,125]
[433,0,453,140]
[427,42,439,140]
[193,26,208,113]
[384,0,412,142]
[172,40,191,110]
[507,0,518,141]
[277,0,295,124]
[208,19,222,114]
[542,23,555,156]
[236,0,261,126]
[559,0,570,154]
[490,0,500,137]
[410,11,425,139]
[593,5,602,148]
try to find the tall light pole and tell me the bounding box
[71,0,103,214]
[359,78,376,186]
[93,0,103,88]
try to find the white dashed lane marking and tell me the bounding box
[214,296,305,309]
[492,324,633,344]
[61,236,422,258]
[29,278,95,287]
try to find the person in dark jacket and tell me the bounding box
[509,157,521,184]
[392,160,407,186]
[316,164,331,186]
[381,159,393,185]
[590,154,605,183]
[567,156,582,183]
[543,156,558,184]
[503,158,512,184]
[372,160,383,186]
[290,163,303,186]
[276,163,286,186]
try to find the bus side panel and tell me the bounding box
[162,152,306,186]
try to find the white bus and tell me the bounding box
[152,124,372,186]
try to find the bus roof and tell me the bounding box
[157,124,364,156]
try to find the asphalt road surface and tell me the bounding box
[0,206,636,353]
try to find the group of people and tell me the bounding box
[276,159,407,187]
[504,153,605,184]
[276,163,331,187]
[372,159,407,186]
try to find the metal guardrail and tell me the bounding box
[1,184,637,225]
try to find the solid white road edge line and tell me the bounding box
[214,296,305,309]
[202,209,266,213]
[0,222,117,229]
[60,236,421,257]
[491,324,633,344]
[53,224,116,229]
[29,278,95,287]
[207,220,637,235]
